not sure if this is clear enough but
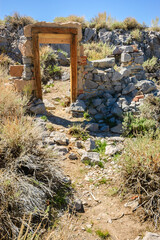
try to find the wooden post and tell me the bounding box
[70,34,78,102]
[32,33,42,99]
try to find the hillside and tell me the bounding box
[0,13,160,240]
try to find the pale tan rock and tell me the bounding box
[18,39,33,57]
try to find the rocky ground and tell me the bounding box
[30,79,160,240]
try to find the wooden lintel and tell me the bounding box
[39,33,72,44]
[39,38,71,44]
[32,27,78,35]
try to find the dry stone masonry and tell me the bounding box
[1,23,160,133]
[70,44,159,134]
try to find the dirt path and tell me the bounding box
[43,79,159,240]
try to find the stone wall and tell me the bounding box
[71,44,159,134]
[83,45,145,94]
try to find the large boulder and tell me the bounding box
[122,83,136,95]
[136,80,157,94]
[120,46,134,53]
[92,57,115,68]
[84,28,97,42]
[98,29,112,43]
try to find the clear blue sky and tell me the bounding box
[0,0,160,26]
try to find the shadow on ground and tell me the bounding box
[45,112,119,138]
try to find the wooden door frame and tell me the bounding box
[32,27,78,102]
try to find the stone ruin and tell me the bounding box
[9,22,86,102]
[9,22,159,134]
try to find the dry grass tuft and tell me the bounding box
[0,69,73,239]
[4,12,36,27]
[83,42,114,61]
[120,134,160,226]
[53,15,86,25]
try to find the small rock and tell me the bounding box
[85,80,98,89]
[100,125,109,132]
[75,141,83,148]
[110,123,123,134]
[122,83,136,95]
[43,99,55,110]
[86,123,99,132]
[105,144,123,156]
[121,52,132,62]
[70,100,86,112]
[30,103,46,115]
[81,152,100,164]
[74,199,84,213]
[62,71,70,81]
[54,146,68,155]
[69,153,78,160]
[142,232,160,240]
[112,71,123,82]
[50,132,69,145]
[85,138,96,152]
[92,98,102,107]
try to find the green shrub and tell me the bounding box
[143,56,159,73]
[4,12,36,27]
[95,229,110,239]
[57,49,68,58]
[90,11,116,30]
[140,95,160,122]
[119,133,160,223]
[131,29,142,41]
[149,16,160,31]
[123,17,142,30]
[68,124,89,141]
[83,111,90,120]
[40,46,61,83]
[0,19,4,25]
[110,21,126,30]
[93,139,107,156]
[0,53,13,69]
[122,112,156,137]
[83,42,114,60]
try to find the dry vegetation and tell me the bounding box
[120,96,160,226]
[0,66,72,239]
[0,12,159,32]
[83,42,114,60]
[53,12,160,31]
[40,46,61,84]
[0,12,36,27]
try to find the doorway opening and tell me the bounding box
[32,26,78,102]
